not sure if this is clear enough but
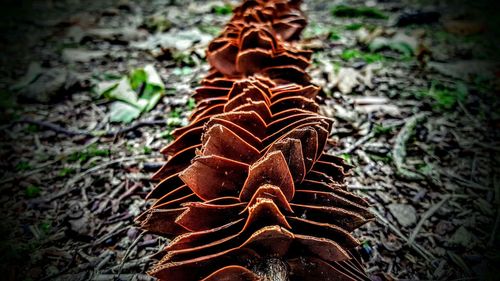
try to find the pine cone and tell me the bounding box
[137,1,373,280]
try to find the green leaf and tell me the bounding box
[422,82,469,111]
[109,101,142,123]
[129,69,147,90]
[25,185,41,198]
[187,97,196,110]
[213,4,232,15]
[94,80,119,97]
[106,77,138,106]
[97,65,165,123]
[341,153,352,164]
[140,64,165,111]
[58,167,75,177]
[341,49,362,60]
[340,49,384,63]
[68,144,110,162]
[345,23,363,30]
[328,28,341,41]
[143,146,152,154]
[143,64,165,89]
[40,221,51,234]
[362,53,384,63]
[199,25,222,36]
[160,128,174,140]
[15,161,32,171]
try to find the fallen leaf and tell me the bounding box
[95,64,166,123]
[109,101,142,124]
[106,76,139,105]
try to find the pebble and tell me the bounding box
[388,203,417,227]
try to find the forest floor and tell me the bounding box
[0,0,499,280]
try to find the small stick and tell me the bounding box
[336,131,375,155]
[409,195,451,244]
[115,230,148,280]
[0,138,99,186]
[347,185,384,191]
[11,118,167,137]
[442,171,491,191]
[90,223,127,247]
[46,155,148,201]
[371,208,436,262]
[14,118,95,136]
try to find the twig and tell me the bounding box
[39,250,77,281]
[0,158,60,187]
[371,208,436,262]
[474,141,500,152]
[409,195,451,244]
[347,185,384,191]
[442,171,491,191]
[14,118,95,136]
[11,118,167,137]
[0,138,99,187]
[46,155,149,201]
[115,230,147,280]
[112,182,142,213]
[95,251,114,271]
[100,120,167,137]
[90,223,128,247]
[110,255,153,271]
[336,131,375,155]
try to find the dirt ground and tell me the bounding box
[0,0,499,280]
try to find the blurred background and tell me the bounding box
[0,0,499,280]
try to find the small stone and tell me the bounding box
[127,227,139,240]
[449,226,475,248]
[388,203,417,227]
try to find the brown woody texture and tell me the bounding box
[137,0,374,280]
